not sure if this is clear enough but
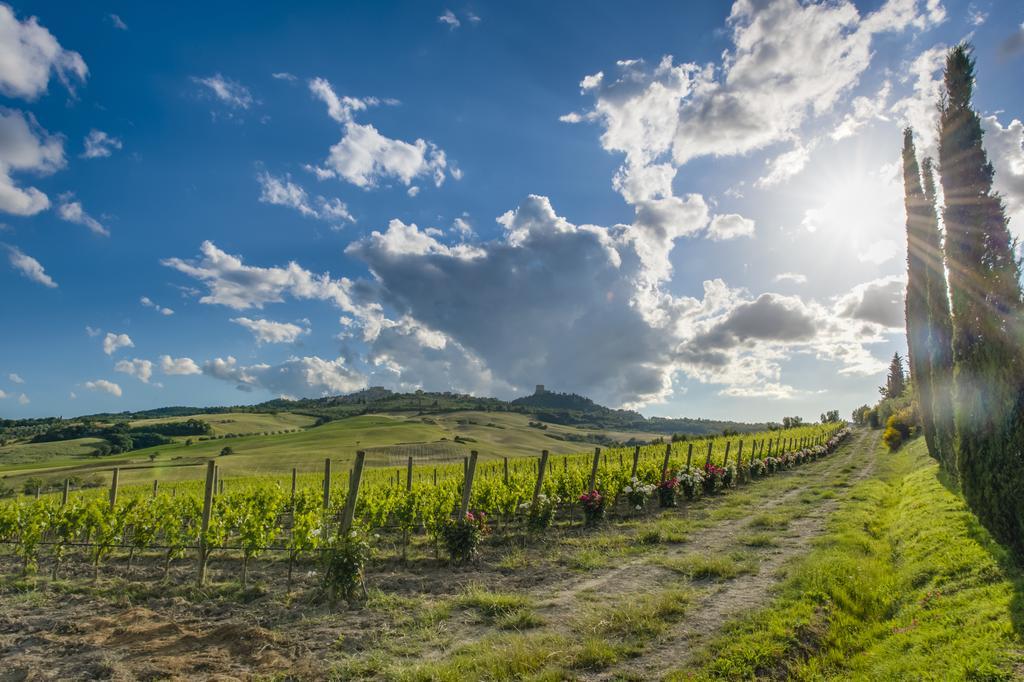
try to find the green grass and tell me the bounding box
[129,410,318,436]
[679,437,1024,680]
[455,585,542,629]
[655,552,758,580]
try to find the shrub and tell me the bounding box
[883,425,903,451]
[442,511,489,564]
[321,529,371,605]
[579,490,605,525]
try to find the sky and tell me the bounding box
[0,0,1023,423]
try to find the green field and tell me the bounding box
[128,411,317,436]
[0,437,106,468]
[0,410,669,490]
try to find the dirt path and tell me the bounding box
[604,428,876,680]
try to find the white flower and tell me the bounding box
[624,486,632,494]
[635,504,642,510]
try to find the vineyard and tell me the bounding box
[0,423,847,591]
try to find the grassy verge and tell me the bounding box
[679,437,1024,680]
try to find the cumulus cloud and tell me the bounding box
[831,80,891,141]
[17,392,28,404]
[755,142,815,188]
[102,332,133,355]
[0,389,6,399]
[256,171,354,226]
[108,14,128,30]
[231,316,310,344]
[57,193,109,236]
[706,213,755,241]
[836,275,906,329]
[0,108,65,216]
[84,379,122,397]
[85,325,101,337]
[982,116,1024,234]
[114,358,153,383]
[162,240,365,314]
[192,73,253,109]
[890,45,946,154]
[5,243,55,287]
[159,355,201,375]
[438,10,460,29]
[8,372,23,384]
[140,296,174,315]
[0,4,87,99]
[203,355,366,397]
[81,129,122,159]
[309,77,451,189]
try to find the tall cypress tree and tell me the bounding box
[938,44,1024,558]
[902,129,941,464]
[879,352,907,400]
[920,157,956,478]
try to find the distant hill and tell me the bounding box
[49,385,771,439]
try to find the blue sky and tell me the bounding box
[1,0,1023,421]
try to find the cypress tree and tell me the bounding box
[902,130,941,465]
[879,352,907,400]
[938,44,1024,558]
[920,157,957,478]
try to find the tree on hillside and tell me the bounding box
[938,44,1024,558]
[901,129,956,477]
[878,353,907,400]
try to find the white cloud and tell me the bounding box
[108,14,128,30]
[707,213,755,241]
[982,116,1024,235]
[0,4,87,100]
[231,316,310,344]
[0,389,6,399]
[756,142,815,188]
[831,80,891,141]
[5,243,55,287]
[0,108,65,216]
[57,193,109,236]
[102,332,133,355]
[140,296,174,315]
[857,238,901,264]
[159,355,201,375]
[203,355,366,397]
[452,216,473,238]
[68,391,75,399]
[8,372,23,384]
[774,272,808,284]
[192,73,253,109]
[17,392,28,405]
[836,275,906,329]
[890,45,946,154]
[272,71,297,81]
[84,379,122,397]
[85,325,101,337]
[114,358,153,383]
[81,129,122,159]
[438,10,460,29]
[256,171,354,226]
[310,77,451,189]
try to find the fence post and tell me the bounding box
[459,451,479,518]
[503,457,509,484]
[109,468,119,509]
[737,440,745,483]
[532,450,550,509]
[212,465,218,497]
[433,468,437,486]
[723,441,732,467]
[630,445,640,479]
[588,447,601,492]
[660,443,672,482]
[323,458,332,509]
[152,480,159,498]
[705,441,713,468]
[340,451,366,536]
[686,443,693,469]
[291,468,297,509]
[198,460,215,585]
[406,456,413,491]
[61,479,70,506]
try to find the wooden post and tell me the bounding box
[61,479,69,506]
[723,441,732,467]
[705,441,713,468]
[406,456,413,491]
[563,457,568,472]
[737,440,744,468]
[459,451,479,518]
[339,451,366,536]
[588,447,601,492]
[503,457,509,484]
[433,468,437,486]
[198,460,215,585]
[323,458,332,509]
[630,445,640,478]
[686,443,693,469]
[218,479,224,495]
[290,468,297,509]
[660,443,672,482]
[152,479,159,498]
[532,450,550,509]
[109,468,119,509]
[212,465,218,497]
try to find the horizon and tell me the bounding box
[1,0,1023,423]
